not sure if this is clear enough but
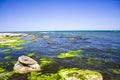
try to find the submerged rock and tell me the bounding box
[14,55,40,73]
[59,68,103,80]
[42,35,49,39]
[69,38,76,40]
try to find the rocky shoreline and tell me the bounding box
[0,33,28,38]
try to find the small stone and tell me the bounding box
[42,35,49,39]
[69,38,76,40]
[47,41,52,44]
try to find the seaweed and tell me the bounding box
[57,50,83,58]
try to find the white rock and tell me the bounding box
[14,55,40,73]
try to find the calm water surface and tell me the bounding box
[0,31,120,80]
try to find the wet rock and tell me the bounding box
[59,68,103,80]
[47,41,52,44]
[0,33,28,37]
[69,38,76,40]
[30,34,38,41]
[14,55,40,73]
[42,35,49,39]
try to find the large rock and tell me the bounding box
[59,68,103,80]
[14,55,40,73]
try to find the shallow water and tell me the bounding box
[0,31,120,80]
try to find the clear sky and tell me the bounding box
[0,0,120,31]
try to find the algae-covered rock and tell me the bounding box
[14,55,40,73]
[59,68,103,80]
[27,72,61,80]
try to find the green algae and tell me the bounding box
[2,49,11,54]
[0,57,104,80]
[0,71,16,80]
[59,68,102,80]
[0,37,25,48]
[57,50,83,58]
[27,72,61,80]
[39,58,54,68]
[11,46,24,50]
[86,58,104,68]
[27,53,35,57]
[11,61,17,65]
[4,56,12,60]
[108,69,120,74]
[0,67,5,73]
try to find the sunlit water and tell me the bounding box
[0,31,120,80]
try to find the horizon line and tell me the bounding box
[0,30,120,32]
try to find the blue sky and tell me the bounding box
[0,0,120,31]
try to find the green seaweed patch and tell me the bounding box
[6,40,24,46]
[39,58,61,73]
[59,68,103,80]
[86,58,104,68]
[39,58,54,68]
[4,56,12,60]
[0,71,16,80]
[0,37,25,48]
[0,45,5,48]
[0,67,6,73]
[14,47,24,50]
[0,72,9,80]
[57,50,83,58]
[27,53,35,57]
[27,72,62,80]
[11,61,17,65]
[108,69,120,74]
[2,49,11,54]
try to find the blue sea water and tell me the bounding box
[0,31,120,79]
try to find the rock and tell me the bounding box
[31,34,38,41]
[42,35,49,39]
[0,33,28,38]
[59,68,103,80]
[14,55,40,73]
[47,41,52,44]
[69,38,76,40]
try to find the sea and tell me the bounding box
[0,30,120,80]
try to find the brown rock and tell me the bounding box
[42,35,49,39]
